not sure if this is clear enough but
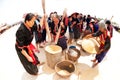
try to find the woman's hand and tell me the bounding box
[27,56,34,62]
[21,49,34,62]
[60,21,64,27]
[97,49,104,54]
[84,34,92,39]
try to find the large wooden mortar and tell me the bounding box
[45,45,62,69]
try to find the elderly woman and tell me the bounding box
[86,20,111,68]
[15,13,41,75]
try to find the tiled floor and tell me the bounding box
[0,25,120,80]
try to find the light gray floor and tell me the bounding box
[0,25,120,80]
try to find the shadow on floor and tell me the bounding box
[21,72,38,80]
[75,63,99,80]
[53,73,71,80]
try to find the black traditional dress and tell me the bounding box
[15,23,39,75]
[34,19,43,44]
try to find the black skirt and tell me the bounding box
[15,45,39,75]
[73,25,80,39]
[57,36,67,50]
[34,31,42,43]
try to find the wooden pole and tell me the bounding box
[41,0,51,42]
[110,16,114,21]
[41,0,46,14]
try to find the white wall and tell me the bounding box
[0,0,120,24]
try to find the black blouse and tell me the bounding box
[16,23,34,47]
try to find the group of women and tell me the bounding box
[15,11,113,75]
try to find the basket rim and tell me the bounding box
[67,48,81,58]
[55,60,76,77]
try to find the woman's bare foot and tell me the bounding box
[92,62,98,68]
[39,43,44,48]
[37,62,45,66]
[91,59,97,62]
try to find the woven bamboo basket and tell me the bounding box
[55,60,75,77]
[67,48,81,62]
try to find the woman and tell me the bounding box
[57,21,67,50]
[15,13,41,75]
[68,16,74,44]
[34,16,44,49]
[54,11,68,50]
[87,21,111,68]
[72,13,81,41]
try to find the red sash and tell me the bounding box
[16,42,38,65]
[100,30,108,49]
[27,43,37,65]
